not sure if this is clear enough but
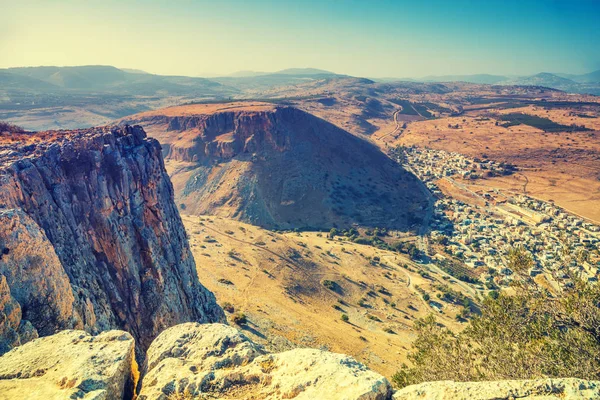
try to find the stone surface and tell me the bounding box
[138,322,392,400]
[0,125,224,354]
[393,378,600,400]
[0,329,136,400]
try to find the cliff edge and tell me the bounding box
[0,125,224,353]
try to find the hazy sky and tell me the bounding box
[1,0,599,78]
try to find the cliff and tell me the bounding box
[0,125,224,353]
[123,103,427,230]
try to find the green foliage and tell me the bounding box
[341,314,349,322]
[232,312,247,325]
[329,228,338,239]
[222,302,235,313]
[392,247,600,388]
[498,113,591,132]
[322,279,338,291]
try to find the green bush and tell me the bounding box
[392,247,600,388]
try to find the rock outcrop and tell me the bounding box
[123,103,427,230]
[138,323,392,400]
[0,125,224,354]
[2,323,599,400]
[0,329,136,400]
[393,378,600,399]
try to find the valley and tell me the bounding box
[1,65,600,399]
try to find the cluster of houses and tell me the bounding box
[391,146,600,290]
[393,146,514,185]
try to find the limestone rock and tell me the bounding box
[393,378,600,400]
[138,322,392,400]
[0,125,224,353]
[0,329,136,400]
[0,209,78,354]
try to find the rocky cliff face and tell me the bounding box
[0,125,224,353]
[124,104,427,230]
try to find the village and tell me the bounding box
[391,145,600,291]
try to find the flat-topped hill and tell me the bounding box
[122,104,428,230]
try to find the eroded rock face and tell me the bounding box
[0,125,224,353]
[393,378,600,400]
[124,105,427,230]
[138,322,392,400]
[0,329,136,400]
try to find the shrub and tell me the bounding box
[392,247,600,388]
[222,302,235,313]
[232,312,247,325]
[341,314,349,322]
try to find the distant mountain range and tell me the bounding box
[0,66,345,96]
[1,65,229,96]
[405,70,600,95]
[225,68,335,78]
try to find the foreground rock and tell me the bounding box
[0,125,224,353]
[0,329,135,399]
[393,378,600,399]
[138,323,392,400]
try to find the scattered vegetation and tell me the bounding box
[0,121,26,134]
[498,113,591,132]
[392,247,600,388]
[232,312,247,325]
[222,302,235,313]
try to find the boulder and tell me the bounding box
[393,378,600,400]
[138,322,392,400]
[0,329,136,399]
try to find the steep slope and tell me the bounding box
[0,125,224,353]
[122,103,427,230]
[182,215,466,377]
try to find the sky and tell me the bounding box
[1,0,599,78]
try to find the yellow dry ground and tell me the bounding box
[374,110,600,223]
[183,215,467,378]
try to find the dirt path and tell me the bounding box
[377,110,401,141]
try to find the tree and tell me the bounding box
[392,247,600,388]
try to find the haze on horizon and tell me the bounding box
[1,0,599,79]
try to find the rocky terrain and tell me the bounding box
[0,322,597,399]
[0,125,224,354]
[0,329,136,399]
[393,378,600,399]
[182,215,466,377]
[122,103,427,230]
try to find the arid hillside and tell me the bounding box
[122,103,428,230]
[182,215,471,377]
[376,102,600,222]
